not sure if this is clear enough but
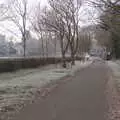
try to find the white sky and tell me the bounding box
[0,0,48,41]
[0,0,48,5]
[0,0,98,42]
[29,0,48,6]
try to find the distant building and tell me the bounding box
[25,31,62,57]
[26,31,40,56]
[90,46,106,59]
[0,34,9,56]
[89,33,107,59]
[14,42,23,56]
[12,31,63,57]
[8,41,17,56]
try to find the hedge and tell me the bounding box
[0,57,83,73]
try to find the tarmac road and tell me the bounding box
[13,61,109,120]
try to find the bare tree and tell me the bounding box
[6,0,28,57]
[88,0,120,13]
[89,0,120,58]
[63,0,82,65]
[32,5,48,58]
[33,0,91,66]
[0,4,7,20]
[94,28,112,51]
[45,31,50,58]
[77,31,91,56]
[88,0,120,31]
[0,0,11,21]
[33,2,70,67]
[48,0,84,65]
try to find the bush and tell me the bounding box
[0,57,84,73]
[112,33,120,58]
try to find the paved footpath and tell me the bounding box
[13,61,109,120]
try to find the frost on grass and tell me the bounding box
[108,61,120,87]
[107,61,120,120]
[0,61,91,119]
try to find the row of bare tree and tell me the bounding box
[32,0,92,67]
[89,0,120,58]
[0,0,92,67]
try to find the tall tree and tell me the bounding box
[77,31,91,56]
[90,0,120,58]
[6,0,28,57]
[48,0,83,65]
[94,28,112,52]
[33,2,70,67]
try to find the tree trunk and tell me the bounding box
[42,38,44,58]
[71,53,75,65]
[23,36,26,57]
[23,43,26,57]
[62,53,67,68]
[46,39,48,58]
[54,34,57,66]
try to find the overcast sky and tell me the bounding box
[29,0,48,6]
[0,0,98,42]
[0,0,48,41]
[0,0,48,5]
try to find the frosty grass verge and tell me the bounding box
[0,61,91,113]
[108,61,120,90]
[107,61,120,120]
